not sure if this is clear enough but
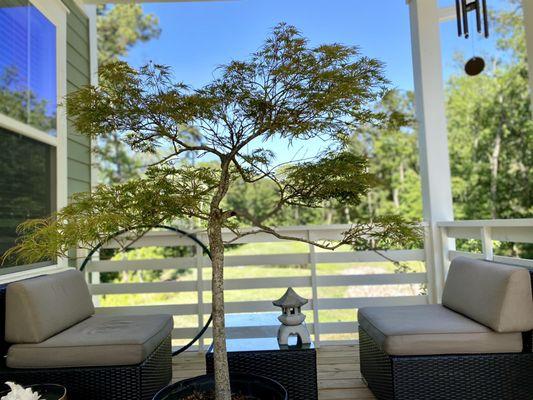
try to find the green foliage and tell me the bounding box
[284,152,375,207]
[6,23,420,266]
[96,4,161,184]
[97,4,161,65]
[446,2,532,220]
[446,3,532,258]
[4,167,217,264]
[348,89,421,221]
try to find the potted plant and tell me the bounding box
[5,24,419,400]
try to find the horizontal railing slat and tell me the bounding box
[86,250,426,273]
[437,218,533,228]
[90,273,427,295]
[90,280,198,295]
[100,224,359,249]
[86,256,197,272]
[86,253,309,272]
[315,249,425,263]
[449,250,533,268]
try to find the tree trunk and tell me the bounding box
[393,161,404,210]
[392,188,400,209]
[113,133,122,183]
[367,192,373,215]
[207,213,232,400]
[490,127,502,219]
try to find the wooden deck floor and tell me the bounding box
[172,345,376,400]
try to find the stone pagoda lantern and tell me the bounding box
[273,287,311,346]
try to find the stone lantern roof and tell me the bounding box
[273,287,308,308]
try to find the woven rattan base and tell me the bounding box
[0,334,172,400]
[206,345,317,400]
[359,327,533,400]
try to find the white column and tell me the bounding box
[408,0,454,303]
[523,0,533,116]
[85,4,99,189]
[84,5,101,285]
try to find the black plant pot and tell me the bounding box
[153,373,287,400]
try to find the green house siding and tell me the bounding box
[63,0,92,199]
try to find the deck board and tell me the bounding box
[172,344,376,400]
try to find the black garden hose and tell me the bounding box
[79,225,213,356]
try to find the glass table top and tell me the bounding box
[207,312,314,353]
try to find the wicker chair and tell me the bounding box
[0,270,173,400]
[358,257,533,400]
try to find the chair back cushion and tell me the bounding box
[5,270,95,344]
[442,257,533,333]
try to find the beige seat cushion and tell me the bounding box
[358,304,523,356]
[6,314,173,368]
[6,270,95,344]
[442,257,533,333]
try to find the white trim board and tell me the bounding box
[0,0,69,270]
[0,265,70,285]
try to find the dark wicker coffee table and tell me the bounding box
[205,313,318,400]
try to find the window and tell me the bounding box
[0,0,57,135]
[0,128,54,268]
[0,0,66,271]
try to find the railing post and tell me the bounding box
[438,225,451,290]
[79,247,101,307]
[90,271,101,307]
[307,230,320,347]
[196,244,205,352]
[423,224,449,304]
[480,227,494,261]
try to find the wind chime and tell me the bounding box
[455,0,490,76]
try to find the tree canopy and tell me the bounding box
[5,23,420,265]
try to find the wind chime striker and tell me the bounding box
[455,0,490,76]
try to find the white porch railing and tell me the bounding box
[85,224,428,349]
[84,219,533,349]
[437,219,533,289]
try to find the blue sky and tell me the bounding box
[126,0,508,163]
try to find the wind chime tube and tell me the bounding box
[455,0,463,37]
[482,0,489,38]
[461,0,470,38]
[475,0,482,33]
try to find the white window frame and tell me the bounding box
[0,0,69,280]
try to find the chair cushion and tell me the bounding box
[5,270,95,344]
[358,304,523,356]
[6,314,173,368]
[442,257,533,332]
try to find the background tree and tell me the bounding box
[6,24,419,399]
[447,0,532,221]
[331,2,531,256]
[348,89,421,222]
[96,4,161,184]
[445,1,532,257]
